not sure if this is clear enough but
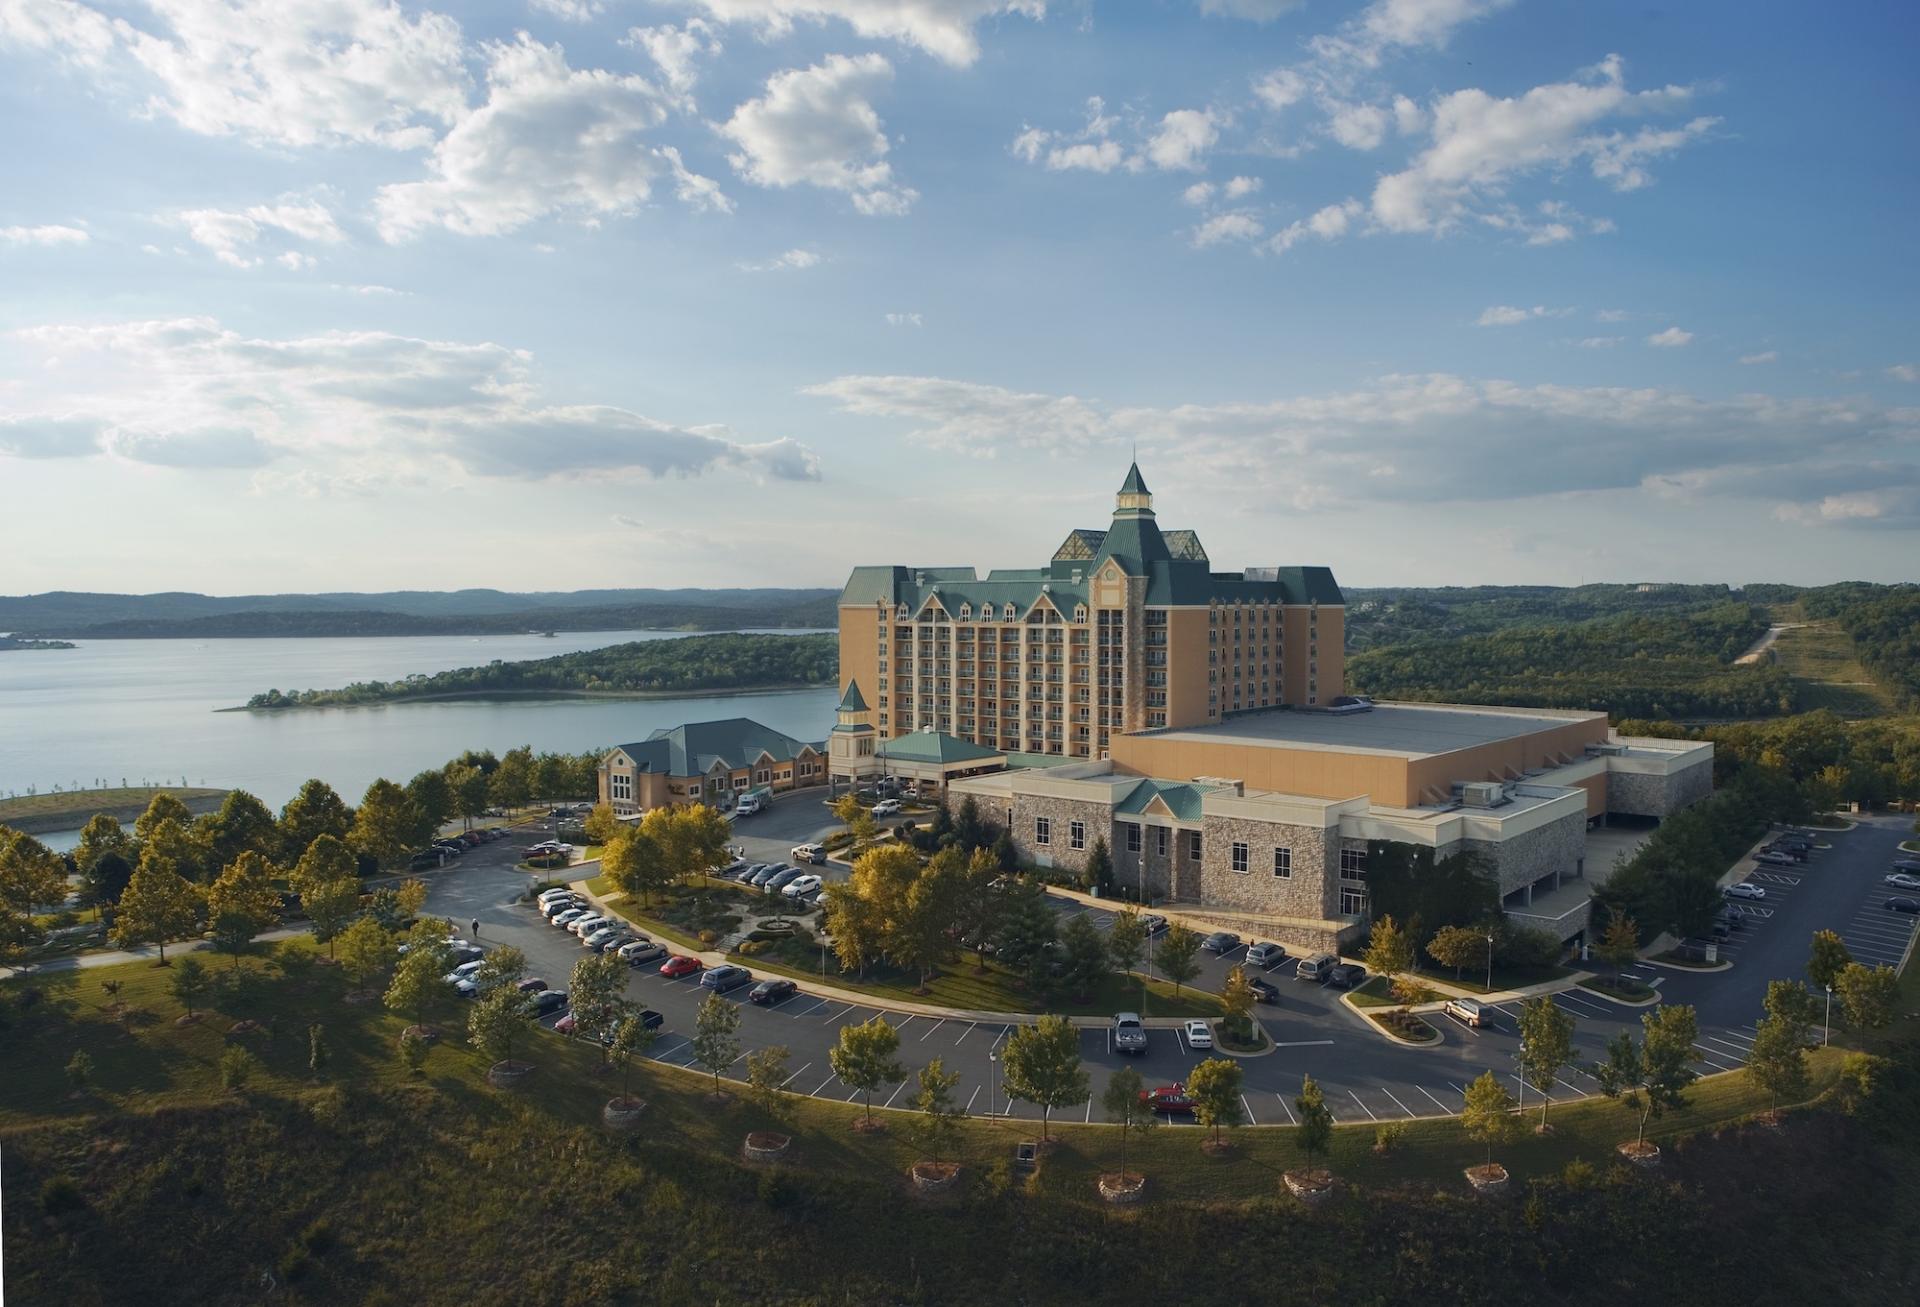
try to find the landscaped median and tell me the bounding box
[1341,978,1442,1044]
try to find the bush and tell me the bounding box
[40,1175,83,1215]
[1374,1122,1407,1154]
[1496,924,1564,969]
[737,940,762,956]
[219,1045,257,1091]
[698,930,720,946]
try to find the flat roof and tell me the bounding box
[1138,703,1603,761]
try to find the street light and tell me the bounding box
[1485,930,1496,994]
[1824,984,1833,1046]
[988,1049,1000,1117]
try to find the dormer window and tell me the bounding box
[958,604,971,620]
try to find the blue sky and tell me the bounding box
[1,0,1916,594]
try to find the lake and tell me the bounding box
[0,631,839,845]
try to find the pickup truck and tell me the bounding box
[1113,1012,1147,1055]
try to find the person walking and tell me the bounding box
[470,917,480,939]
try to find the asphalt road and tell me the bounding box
[424,810,1918,1127]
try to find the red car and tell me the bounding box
[659,954,702,979]
[1140,1083,1195,1115]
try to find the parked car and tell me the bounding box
[619,939,668,965]
[1183,1019,1214,1050]
[452,977,480,999]
[790,843,827,865]
[1884,872,1920,892]
[1724,882,1767,901]
[750,864,786,887]
[700,964,752,993]
[542,899,584,920]
[636,1008,665,1030]
[1246,941,1288,969]
[515,977,548,994]
[1201,931,1241,954]
[1113,1012,1147,1054]
[749,978,799,1005]
[1140,1083,1195,1114]
[871,799,903,817]
[1296,953,1337,981]
[583,927,623,951]
[1892,858,1920,874]
[1247,976,1280,1004]
[568,914,610,937]
[538,887,578,906]
[442,959,485,985]
[780,873,824,899]
[1327,963,1367,990]
[660,955,703,979]
[1754,851,1798,867]
[1885,897,1920,914]
[553,1013,578,1036]
[408,851,445,871]
[734,863,767,883]
[734,794,765,816]
[1139,913,1168,936]
[531,989,568,1017]
[1442,998,1491,1028]
[764,867,805,893]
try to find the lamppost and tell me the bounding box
[988,1049,1001,1117]
[1824,984,1833,1046]
[1485,930,1496,994]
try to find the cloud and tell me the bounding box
[805,369,1920,523]
[611,512,645,528]
[737,248,823,271]
[1740,351,1777,365]
[1595,309,1629,322]
[1477,304,1571,326]
[674,1,1044,68]
[1142,109,1220,171]
[0,224,89,246]
[530,0,605,21]
[1014,98,1219,175]
[1268,198,1361,254]
[719,53,914,216]
[1181,182,1216,207]
[1191,210,1264,247]
[623,20,722,103]
[174,196,344,267]
[1223,175,1263,199]
[1578,336,1623,348]
[3,0,471,149]
[885,312,923,327]
[1646,326,1693,348]
[1889,364,1919,383]
[376,35,726,239]
[1011,97,1126,173]
[6,316,819,485]
[1197,0,1303,18]
[1326,101,1390,150]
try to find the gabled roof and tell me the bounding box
[877,730,1005,765]
[836,680,869,712]
[612,717,820,778]
[1116,778,1212,822]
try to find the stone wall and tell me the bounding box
[1608,759,1714,818]
[1455,808,1588,897]
[1113,820,1186,900]
[1196,814,1337,919]
[1008,791,1116,880]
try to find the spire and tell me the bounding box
[836,679,869,713]
[1119,461,1149,496]
[1115,461,1153,515]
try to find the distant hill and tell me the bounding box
[0,588,838,638]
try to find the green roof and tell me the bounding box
[1119,461,1150,495]
[836,680,869,712]
[611,717,820,778]
[877,731,1005,765]
[1116,778,1211,822]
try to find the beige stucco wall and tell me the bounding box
[837,604,879,730]
[1401,716,1609,804]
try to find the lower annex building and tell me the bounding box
[833,465,1714,952]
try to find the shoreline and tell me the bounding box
[0,786,228,834]
[221,682,837,713]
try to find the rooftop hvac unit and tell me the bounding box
[1459,781,1508,808]
[1585,742,1628,757]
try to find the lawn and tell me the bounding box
[1348,975,1434,1008]
[1410,961,1575,995]
[0,785,227,834]
[1581,975,1658,1002]
[1769,616,1897,716]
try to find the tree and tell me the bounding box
[79,851,135,923]
[953,794,989,851]
[568,952,633,1063]
[1151,922,1199,997]
[1834,962,1898,1030]
[278,778,354,860]
[1664,871,1724,941]
[825,882,886,978]
[468,985,536,1068]
[308,1023,330,1078]
[0,826,70,959]
[337,916,392,992]
[447,762,491,830]
[1294,1074,1334,1179]
[290,832,357,898]
[1807,929,1853,992]
[474,945,527,996]
[1460,1070,1520,1170]
[891,848,963,989]
[1083,835,1112,893]
[294,845,361,961]
[655,802,734,885]
[489,748,535,812]
[1057,910,1110,1001]
[602,829,670,906]
[385,932,454,1030]
[1596,908,1641,976]
[993,876,1059,989]
[66,1049,94,1096]
[405,769,455,831]
[691,991,741,1096]
[110,851,200,963]
[531,752,570,803]
[1515,995,1576,1128]
[1101,1065,1156,1173]
[584,803,621,845]
[219,1045,256,1092]
[1747,1013,1811,1121]
[831,791,864,828]
[397,1028,430,1076]
[911,1056,964,1164]
[395,878,429,921]
[350,779,430,870]
[746,1045,793,1123]
[134,791,196,844]
[198,789,279,872]
[1186,1056,1245,1148]
[205,850,282,968]
[829,1017,904,1128]
[1220,966,1257,1043]
[1426,923,1491,982]
[169,955,210,1017]
[954,846,1007,972]
[609,1014,658,1107]
[1594,1003,1699,1148]
[1764,979,1819,1034]
[1364,914,1419,1007]
[1000,1014,1088,1141]
[1108,908,1147,992]
[73,814,134,911]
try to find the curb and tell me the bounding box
[1573,981,1661,1008]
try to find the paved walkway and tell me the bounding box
[0,927,305,979]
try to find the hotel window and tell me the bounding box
[1035,816,1051,846]
[610,773,633,801]
[1188,831,1203,860]
[1273,847,1292,878]
[1156,827,1169,858]
[1230,842,1249,874]
[1340,887,1369,917]
[1340,847,1368,881]
[1124,822,1141,853]
[755,769,770,784]
[1069,821,1086,851]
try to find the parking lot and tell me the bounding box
[418,810,1917,1127]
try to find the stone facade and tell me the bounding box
[1007,791,1117,879]
[1454,807,1588,898]
[1196,814,1337,920]
[1112,820,1195,900]
[1608,759,1713,819]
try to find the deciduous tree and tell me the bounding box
[1596,908,1641,976]
[350,779,430,870]
[1102,1064,1156,1172]
[1594,1003,1699,1148]
[337,916,392,992]
[406,769,455,831]
[1220,966,1257,1042]
[1747,1012,1810,1121]
[829,1016,903,1128]
[278,779,354,861]
[0,826,69,959]
[1364,914,1419,1007]
[1426,923,1491,982]
[1186,1056,1245,1148]
[110,850,200,963]
[474,945,527,996]
[1806,929,1853,992]
[385,931,453,1030]
[1461,1070,1520,1170]
[489,748,534,813]
[602,829,670,905]
[1516,995,1576,1128]
[198,789,279,872]
[691,991,741,1096]
[134,791,195,845]
[72,813,134,882]
[1835,962,1897,1030]
[1156,923,1202,997]
[568,952,633,1063]
[746,1044,793,1123]
[1107,908,1147,985]
[1000,1014,1087,1142]
[911,1056,964,1164]
[206,850,282,968]
[169,955,210,1017]
[468,985,535,1069]
[447,762,491,829]
[1294,1074,1334,1179]
[609,1014,657,1107]
[583,802,621,844]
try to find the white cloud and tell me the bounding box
[737,248,823,271]
[1191,210,1264,247]
[1012,96,1129,172]
[1268,198,1361,254]
[1888,364,1919,383]
[3,0,472,149]
[530,0,605,21]
[0,224,89,246]
[174,196,344,267]
[1141,109,1220,171]
[377,36,725,239]
[1181,182,1216,207]
[330,283,407,296]
[885,312,923,327]
[1014,98,1220,176]
[1476,304,1570,326]
[1326,101,1390,150]
[623,20,722,103]
[1197,0,1303,18]
[7,316,820,484]
[1223,175,1262,199]
[1740,351,1777,365]
[611,512,645,528]
[1595,309,1630,322]
[719,54,914,216]
[1579,336,1623,348]
[1647,326,1693,348]
[276,251,316,271]
[806,368,1920,523]
[675,1,1044,68]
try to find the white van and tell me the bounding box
[734,794,764,816]
[790,843,825,865]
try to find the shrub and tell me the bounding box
[1373,1122,1407,1154]
[1497,924,1563,969]
[737,940,762,956]
[219,1045,257,1092]
[698,930,719,946]
[40,1175,84,1214]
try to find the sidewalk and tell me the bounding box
[570,877,1193,1030]
[0,926,304,980]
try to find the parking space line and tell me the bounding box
[808,1073,838,1097]
[1274,1093,1297,1125]
[882,1080,910,1108]
[1349,1090,1378,1121]
[1704,1035,1751,1054]
[1380,1087,1417,1118]
[821,1004,854,1024]
[1416,1085,1451,1113]
[965,1085,981,1113]
[1085,1098,1094,1124]
[780,1062,812,1087]
[1446,1082,1468,1097]
[1712,1029,1754,1046]
[954,1021,978,1044]
[920,1019,946,1040]
[1241,1094,1257,1126]
[1554,1077,1585,1097]
[1692,1044,1740,1070]
[791,999,826,1018]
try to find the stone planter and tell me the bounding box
[602,1097,647,1130]
[1283,1170,1336,1206]
[910,1161,962,1193]
[487,1060,533,1090]
[1465,1163,1510,1196]
[1617,1140,1661,1168]
[1097,1172,1147,1205]
[743,1131,792,1163]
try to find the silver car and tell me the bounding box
[619,940,668,966]
[583,927,622,951]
